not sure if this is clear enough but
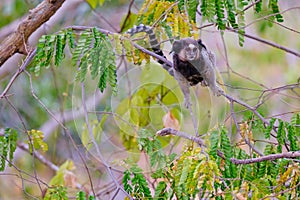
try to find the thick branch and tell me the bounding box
[231,151,300,164]
[0,0,66,67]
[17,142,59,171]
[157,128,205,146]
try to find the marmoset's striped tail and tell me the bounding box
[126,24,172,72]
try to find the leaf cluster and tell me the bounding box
[0,128,18,171]
[200,0,284,46]
[122,113,300,199]
[33,28,117,94]
[26,129,48,153]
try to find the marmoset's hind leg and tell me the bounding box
[174,70,192,108]
[203,67,224,96]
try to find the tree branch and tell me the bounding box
[156,128,205,146]
[231,151,300,164]
[226,27,300,58]
[0,0,66,67]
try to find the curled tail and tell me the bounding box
[126,24,172,71]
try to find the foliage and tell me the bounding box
[123,164,152,199]
[33,28,117,94]
[122,114,300,199]
[86,0,105,9]
[44,185,68,200]
[76,191,95,200]
[200,0,284,46]
[44,160,76,199]
[26,129,48,153]
[0,128,17,171]
[0,0,298,199]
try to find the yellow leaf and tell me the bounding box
[86,0,97,9]
[120,12,138,33]
[162,111,180,130]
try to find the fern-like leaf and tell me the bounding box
[179,159,190,186]
[209,130,220,159]
[66,28,76,49]
[276,119,284,153]
[265,118,276,139]
[220,128,237,178]
[44,35,56,69]
[186,0,199,22]
[269,0,284,22]
[154,181,167,200]
[291,113,300,136]
[123,170,133,195]
[76,55,89,82]
[225,0,238,29]
[72,30,92,66]
[27,129,48,153]
[287,123,298,151]
[131,165,152,198]
[0,128,18,170]
[76,191,86,200]
[44,186,68,200]
[254,0,262,13]
[54,32,67,66]
[215,0,226,30]
[201,0,216,22]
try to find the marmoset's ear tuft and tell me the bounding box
[197,39,206,49]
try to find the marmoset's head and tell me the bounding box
[172,38,206,61]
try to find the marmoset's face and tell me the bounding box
[184,43,200,61]
[173,38,201,62]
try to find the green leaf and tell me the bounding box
[225,0,238,29]
[86,0,105,9]
[72,30,93,66]
[265,118,276,139]
[209,130,219,159]
[287,123,298,151]
[186,0,199,22]
[44,186,68,200]
[120,12,138,33]
[254,0,262,13]
[76,191,86,200]
[276,119,284,153]
[215,0,226,30]
[0,128,18,171]
[154,181,167,200]
[66,28,76,49]
[123,170,133,194]
[269,0,284,22]
[54,32,67,66]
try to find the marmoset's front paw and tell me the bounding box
[212,86,224,96]
[184,97,192,108]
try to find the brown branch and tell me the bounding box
[0,0,66,67]
[156,128,205,146]
[231,151,300,164]
[222,93,269,125]
[17,142,59,171]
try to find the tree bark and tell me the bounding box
[0,0,66,67]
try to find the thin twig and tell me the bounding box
[226,27,300,58]
[81,83,133,199]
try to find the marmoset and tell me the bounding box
[127,24,223,108]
